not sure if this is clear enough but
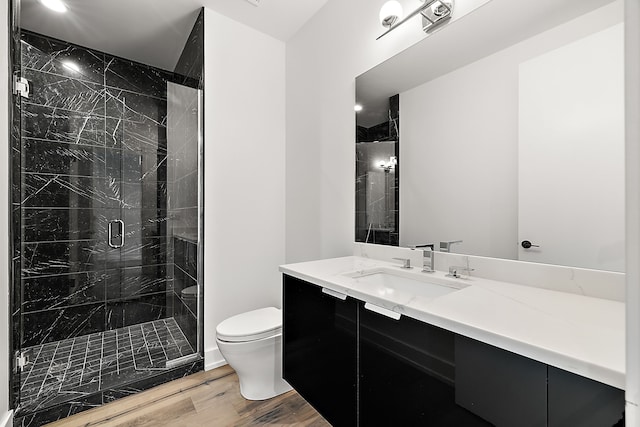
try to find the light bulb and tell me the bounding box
[354,104,363,112]
[40,0,68,13]
[379,1,403,28]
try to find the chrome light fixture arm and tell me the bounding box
[377,0,454,40]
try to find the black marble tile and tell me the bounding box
[174,173,198,209]
[21,174,115,208]
[105,117,124,148]
[13,392,103,426]
[105,56,171,98]
[174,298,198,351]
[21,139,106,177]
[23,104,105,146]
[105,265,170,300]
[106,293,168,329]
[22,208,107,242]
[109,149,168,183]
[21,31,104,84]
[106,88,167,125]
[175,9,204,86]
[174,238,197,279]
[22,303,105,347]
[120,181,168,210]
[123,209,169,240]
[24,68,105,115]
[102,359,203,404]
[22,240,104,277]
[22,271,107,312]
[122,121,168,155]
[119,236,170,268]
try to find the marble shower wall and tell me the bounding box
[17,30,176,348]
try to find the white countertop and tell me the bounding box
[280,256,625,389]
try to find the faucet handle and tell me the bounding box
[392,257,412,269]
[446,265,474,278]
[440,240,463,253]
[409,244,434,251]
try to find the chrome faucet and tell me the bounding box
[392,257,412,269]
[446,265,474,278]
[440,240,463,253]
[409,244,435,273]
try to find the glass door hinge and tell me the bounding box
[16,352,28,372]
[13,74,30,99]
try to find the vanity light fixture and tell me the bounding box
[377,0,454,40]
[378,156,397,172]
[39,0,68,13]
[379,1,404,28]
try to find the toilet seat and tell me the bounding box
[216,307,282,342]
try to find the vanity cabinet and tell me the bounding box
[456,335,625,427]
[282,275,625,426]
[282,275,358,427]
[359,306,490,426]
[455,335,549,426]
[547,366,625,426]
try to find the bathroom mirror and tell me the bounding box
[355,0,625,272]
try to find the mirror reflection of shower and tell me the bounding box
[355,94,400,246]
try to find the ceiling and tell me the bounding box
[20,0,328,71]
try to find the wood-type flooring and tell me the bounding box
[46,365,330,427]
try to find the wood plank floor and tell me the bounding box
[46,365,330,427]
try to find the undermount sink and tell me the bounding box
[344,267,468,300]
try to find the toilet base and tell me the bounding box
[217,334,292,401]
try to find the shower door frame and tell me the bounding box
[7,1,206,414]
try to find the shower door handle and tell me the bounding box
[108,220,125,248]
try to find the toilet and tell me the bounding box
[216,307,292,400]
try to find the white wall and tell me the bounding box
[203,8,286,369]
[400,3,623,264]
[625,0,640,422]
[1,0,11,423]
[285,0,433,263]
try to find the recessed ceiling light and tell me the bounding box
[39,0,68,13]
[62,61,80,73]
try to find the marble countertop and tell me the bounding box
[280,256,625,389]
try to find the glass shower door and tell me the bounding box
[13,27,203,416]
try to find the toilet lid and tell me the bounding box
[216,307,282,342]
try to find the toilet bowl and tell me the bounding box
[216,307,292,400]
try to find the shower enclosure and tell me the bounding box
[9,5,205,425]
[355,94,400,246]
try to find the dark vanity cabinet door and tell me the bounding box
[547,366,625,427]
[455,335,547,427]
[455,335,626,427]
[282,275,358,427]
[359,306,491,426]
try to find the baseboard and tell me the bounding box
[205,346,227,371]
[626,401,637,426]
[0,410,13,427]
